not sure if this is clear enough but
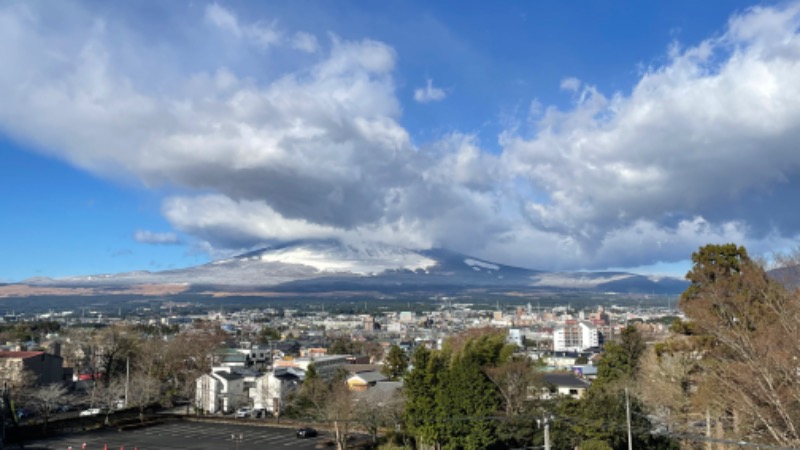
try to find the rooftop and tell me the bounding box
[0,351,44,359]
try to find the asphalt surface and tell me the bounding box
[22,421,329,450]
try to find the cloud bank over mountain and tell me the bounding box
[1,2,800,272]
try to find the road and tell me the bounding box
[22,421,329,450]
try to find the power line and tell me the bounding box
[629,410,800,450]
[656,430,800,450]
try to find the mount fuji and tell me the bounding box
[17,240,688,295]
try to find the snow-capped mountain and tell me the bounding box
[218,240,437,275]
[21,239,688,294]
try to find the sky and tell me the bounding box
[2,0,800,282]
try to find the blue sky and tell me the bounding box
[2,0,799,282]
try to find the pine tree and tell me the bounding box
[382,345,409,381]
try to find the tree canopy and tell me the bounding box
[643,243,800,447]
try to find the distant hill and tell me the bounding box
[769,264,800,289]
[16,239,688,296]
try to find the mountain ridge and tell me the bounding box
[13,239,688,295]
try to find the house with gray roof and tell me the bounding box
[541,372,591,399]
[195,367,248,414]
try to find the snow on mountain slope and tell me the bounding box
[464,258,500,271]
[530,272,634,288]
[236,240,436,275]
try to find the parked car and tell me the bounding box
[234,407,252,418]
[296,427,318,438]
[79,408,102,417]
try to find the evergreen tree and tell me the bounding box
[405,330,516,449]
[405,346,448,449]
[437,351,500,449]
[595,325,644,387]
[382,345,409,381]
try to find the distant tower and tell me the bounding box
[363,316,375,332]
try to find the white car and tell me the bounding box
[234,407,252,418]
[79,408,101,417]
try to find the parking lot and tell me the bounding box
[23,420,329,450]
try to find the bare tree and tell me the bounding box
[326,381,355,450]
[354,386,404,445]
[636,338,702,433]
[127,370,162,423]
[485,357,542,416]
[679,244,800,446]
[166,323,226,413]
[21,383,70,433]
[92,379,125,426]
[93,326,139,386]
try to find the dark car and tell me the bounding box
[296,427,318,438]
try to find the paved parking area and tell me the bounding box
[24,421,328,450]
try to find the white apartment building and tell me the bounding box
[251,368,303,416]
[552,322,599,352]
[195,367,247,414]
[507,328,523,347]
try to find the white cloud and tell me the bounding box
[204,3,240,37]
[559,76,581,92]
[3,2,800,272]
[246,21,282,49]
[163,194,439,249]
[134,230,181,245]
[204,2,282,49]
[502,2,800,254]
[413,78,447,103]
[291,31,319,53]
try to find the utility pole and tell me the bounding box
[544,419,551,450]
[626,387,633,450]
[125,357,130,408]
[539,416,552,450]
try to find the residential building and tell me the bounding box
[507,328,523,347]
[273,355,347,379]
[553,321,599,352]
[346,370,388,391]
[251,367,303,416]
[0,348,66,387]
[195,367,247,414]
[541,373,591,399]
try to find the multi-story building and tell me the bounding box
[0,348,66,387]
[507,328,523,347]
[552,321,599,352]
[195,367,248,414]
[251,367,303,416]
